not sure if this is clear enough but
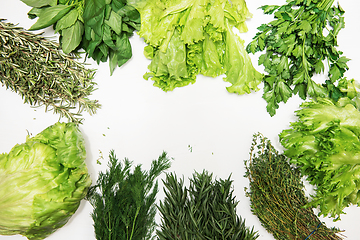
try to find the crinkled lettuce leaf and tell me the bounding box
[279,97,360,221]
[129,0,263,93]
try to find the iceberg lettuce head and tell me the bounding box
[0,122,91,240]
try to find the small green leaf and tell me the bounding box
[21,0,57,8]
[280,11,293,21]
[293,83,307,100]
[29,5,73,31]
[314,60,324,74]
[103,24,116,49]
[260,5,281,15]
[264,76,276,86]
[258,33,265,51]
[247,40,258,54]
[293,71,305,85]
[55,8,79,33]
[61,20,84,54]
[263,91,278,117]
[105,10,122,35]
[275,81,292,103]
[109,51,118,76]
[329,65,342,82]
[115,33,132,67]
[298,20,311,32]
[291,45,302,58]
[306,79,327,97]
[27,7,42,19]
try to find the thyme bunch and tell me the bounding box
[244,133,343,240]
[86,150,172,240]
[157,170,259,240]
[0,19,100,123]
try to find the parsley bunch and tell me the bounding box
[157,170,259,240]
[86,150,171,240]
[247,0,349,116]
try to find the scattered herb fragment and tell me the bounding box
[86,150,172,240]
[21,0,85,54]
[0,20,100,123]
[247,0,349,116]
[128,0,263,93]
[245,133,343,239]
[0,122,92,240]
[81,0,141,75]
[157,170,259,240]
[279,93,360,220]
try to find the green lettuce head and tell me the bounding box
[0,122,92,240]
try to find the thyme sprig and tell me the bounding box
[0,19,100,123]
[244,133,343,240]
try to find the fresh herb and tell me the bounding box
[128,0,263,94]
[0,20,100,123]
[81,0,141,75]
[21,0,85,54]
[247,0,348,116]
[157,170,259,240]
[244,133,343,239]
[86,150,172,240]
[279,93,360,220]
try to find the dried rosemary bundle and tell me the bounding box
[0,19,100,123]
[244,133,343,240]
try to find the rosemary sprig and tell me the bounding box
[244,133,344,240]
[0,19,100,123]
[157,170,259,240]
[86,150,172,240]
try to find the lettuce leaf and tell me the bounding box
[129,0,263,93]
[279,97,360,221]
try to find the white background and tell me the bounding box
[1,0,359,239]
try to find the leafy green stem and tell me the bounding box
[301,33,311,84]
[129,207,140,240]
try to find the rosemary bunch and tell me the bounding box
[244,133,343,240]
[86,150,172,240]
[0,19,100,123]
[157,170,259,240]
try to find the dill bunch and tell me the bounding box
[86,150,172,240]
[244,133,344,240]
[0,19,100,123]
[157,170,259,240]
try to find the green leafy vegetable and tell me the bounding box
[86,150,172,240]
[157,170,259,240]
[245,133,343,239]
[0,122,92,240]
[21,0,85,54]
[247,0,349,116]
[81,0,141,75]
[129,0,263,93]
[0,20,100,123]
[279,91,360,220]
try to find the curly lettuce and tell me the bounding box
[279,94,360,221]
[0,122,91,240]
[129,0,262,93]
